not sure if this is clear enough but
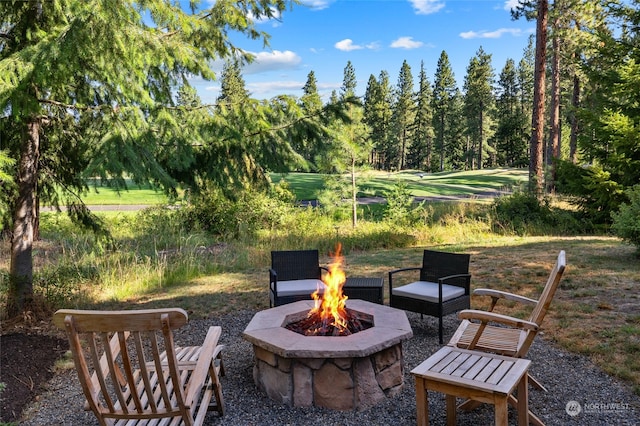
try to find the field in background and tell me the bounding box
[70,168,528,206]
[272,168,528,201]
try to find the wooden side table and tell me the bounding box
[343,277,384,304]
[411,346,534,426]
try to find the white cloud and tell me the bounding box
[503,0,520,11]
[409,0,445,15]
[247,80,305,95]
[334,39,380,52]
[459,28,524,39]
[301,0,334,10]
[335,39,363,52]
[390,36,424,49]
[244,50,302,74]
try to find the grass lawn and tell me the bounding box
[53,168,528,206]
[257,168,526,201]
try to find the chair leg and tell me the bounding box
[439,316,444,344]
[528,373,547,392]
[507,394,543,426]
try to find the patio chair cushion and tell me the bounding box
[272,279,326,297]
[393,281,465,303]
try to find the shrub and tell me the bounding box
[177,185,297,240]
[611,185,640,251]
[492,192,554,234]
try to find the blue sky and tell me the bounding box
[189,0,535,104]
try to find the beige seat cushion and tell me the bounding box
[393,281,465,303]
[273,279,326,297]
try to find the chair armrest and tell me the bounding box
[458,309,539,331]
[473,288,537,311]
[388,266,421,289]
[439,273,472,291]
[269,268,277,293]
[185,326,223,405]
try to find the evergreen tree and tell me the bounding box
[0,0,289,317]
[463,47,495,169]
[321,62,368,227]
[495,59,529,166]
[301,71,323,113]
[431,51,458,171]
[407,61,434,170]
[515,0,549,196]
[298,70,324,168]
[517,36,535,161]
[448,90,467,170]
[341,60,358,100]
[216,59,250,110]
[391,60,415,170]
[363,71,394,170]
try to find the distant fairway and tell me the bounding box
[61,168,528,206]
[270,168,528,202]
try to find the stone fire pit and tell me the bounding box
[242,299,413,411]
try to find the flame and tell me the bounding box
[309,243,348,332]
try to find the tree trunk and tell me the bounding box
[439,114,445,172]
[478,106,484,169]
[351,157,357,229]
[529,0,548,198]
[8,118,40,318]
[570,73,580,163]
[547,31,561,193]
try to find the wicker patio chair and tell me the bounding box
[269,249,328,307]
[388,249,472,344]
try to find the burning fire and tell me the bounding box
[309,243,349,333]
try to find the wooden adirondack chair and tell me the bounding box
[53,308,225,426]
[447,250,566,426]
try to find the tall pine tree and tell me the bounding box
[432,51,458,171]
[407,61,434,170]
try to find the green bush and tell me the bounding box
[555,160,626,224]
[33,262,99,309]
[492,192,553,233]
[178,185,297,240]
[611,185,640,251]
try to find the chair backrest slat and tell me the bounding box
[271,249,321,281]
[133,331,158,413]
[161,315,190,421]
[104,332,130,414]
[420,250,471,286]
[529,250,566,326]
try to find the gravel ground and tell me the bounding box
[21,309,639,426]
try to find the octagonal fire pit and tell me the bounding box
[242,299,413,411]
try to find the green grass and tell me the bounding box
[48,168,528,206]
[272,168,528,200]
[48,179,169,206]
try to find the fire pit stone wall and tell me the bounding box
[243,300,413,411]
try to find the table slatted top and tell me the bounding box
[411,346,530,396]
[344,277,383,287]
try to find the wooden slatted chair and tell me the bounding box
[269,249,328,307]
[447,250,566,426]
[53,308,225,426]
[388,250,472,344]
